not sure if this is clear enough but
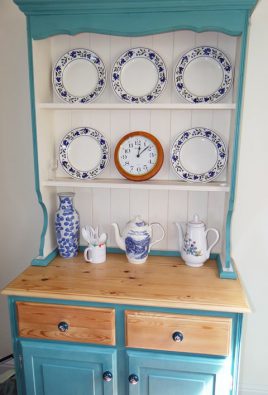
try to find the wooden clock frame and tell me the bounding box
[114,131,164,181]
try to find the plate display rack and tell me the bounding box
[14,0,258,278]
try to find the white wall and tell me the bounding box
[0,0,267,394]
[232,0,268,394]
[0,0,41,357]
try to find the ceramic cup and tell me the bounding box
[84,244,106,264]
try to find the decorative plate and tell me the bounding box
[52,48,106,103]
[174,46,233,103]
[171,127,227,182]
[59,127,109,179]
[111,47,167,103]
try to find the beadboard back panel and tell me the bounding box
[32,31,238,257]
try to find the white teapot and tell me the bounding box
[175,214,219,267]
[112,216,165,264]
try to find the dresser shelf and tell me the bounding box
[42,178,230,192]
[37,102,236,110]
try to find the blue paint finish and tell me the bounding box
[225,16,250,270]
[31,248,58,266]
[231,314,243,395]
[7,298,25,395]
[21,340,117,395]
[127,350,229,395]
[9,295,243,394]
[26,18,48,259]
[215,255,238,280]
[225,15,249,267]
[27,11,249,40]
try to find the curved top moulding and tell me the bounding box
[15,0,258,39]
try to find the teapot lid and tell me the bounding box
[189,214,204,227]
[133,216,146,227]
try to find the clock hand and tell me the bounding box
[138,145,150,156]
[136,146,141,158]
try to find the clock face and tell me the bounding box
[114,131,164,181]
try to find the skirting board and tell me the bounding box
[239,386,268,395]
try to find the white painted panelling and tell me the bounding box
[188,191,209,223]
[148,190,169,250]
[33,31,239,256]
[207,192,226,253]
[91,188,111,244]
[150,110,171,179]
[129,190,149,222]
[110,189,130,246]
[167,190,188,251]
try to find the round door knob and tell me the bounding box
[128,374,139,385]
[58,321,69,332]
[172,331,184,342]
[103,371,113,382]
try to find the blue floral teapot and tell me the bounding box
[112,216,165,264]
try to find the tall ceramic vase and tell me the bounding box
[55,192,80,258]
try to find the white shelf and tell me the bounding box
[42,178,230,192]
[37,103,236,110]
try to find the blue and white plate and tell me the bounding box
[174,46,233,103]
[171,127,227,183]
[53,49,106,103]
[111,47,167,103]
[59,127,109,179]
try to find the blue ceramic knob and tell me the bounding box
[172,331,184,342]
[103,371,113,382]
[128,374,139,384]
[58,321,69,332]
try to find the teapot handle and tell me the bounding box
[149,223,165,252]
[205,228,220,254]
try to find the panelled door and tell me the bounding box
[21,340,117,395]
[127,350,230,395]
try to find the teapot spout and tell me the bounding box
[112,223,126,251]
[175,222,184,252]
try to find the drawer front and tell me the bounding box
[16,302,115,345]
[125,311,232,356]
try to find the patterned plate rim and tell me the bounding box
[52,48,106,104]
[111,47,168,104]
[170,127,227,183]
[174,46,233,104]
[59,127,109,180]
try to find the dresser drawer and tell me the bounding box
[16,302,115,345]
[125,311,232,356]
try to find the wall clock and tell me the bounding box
[114,131,164,181]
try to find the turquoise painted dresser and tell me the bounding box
[3,254,249,395]
[2,0,257,394]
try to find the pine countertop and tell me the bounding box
[2,253,250,313]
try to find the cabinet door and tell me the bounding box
[21,340,117,395]
[127,350,230,395]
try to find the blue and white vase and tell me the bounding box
[55,192,80,258]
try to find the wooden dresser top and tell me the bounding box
[2,253,249,313]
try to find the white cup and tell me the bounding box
[84,244,106,263]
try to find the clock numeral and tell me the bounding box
[124,161,130,166]
[135,140,141,146]
[137,167,142,173]
[125,149,130,153]
[149,152,155,158]
[121,155,127,159]
[128,143,133,148]
[143,165,148,170]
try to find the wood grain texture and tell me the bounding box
[125,310,232,356]
[16,302,115,345]
[2,253,249,313]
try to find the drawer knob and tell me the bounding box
[172,331,184,342]
[128,374,139,385]
[58,321,69,332]
[103,371,113,382]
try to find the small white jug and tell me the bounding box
[176,214,219,267]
